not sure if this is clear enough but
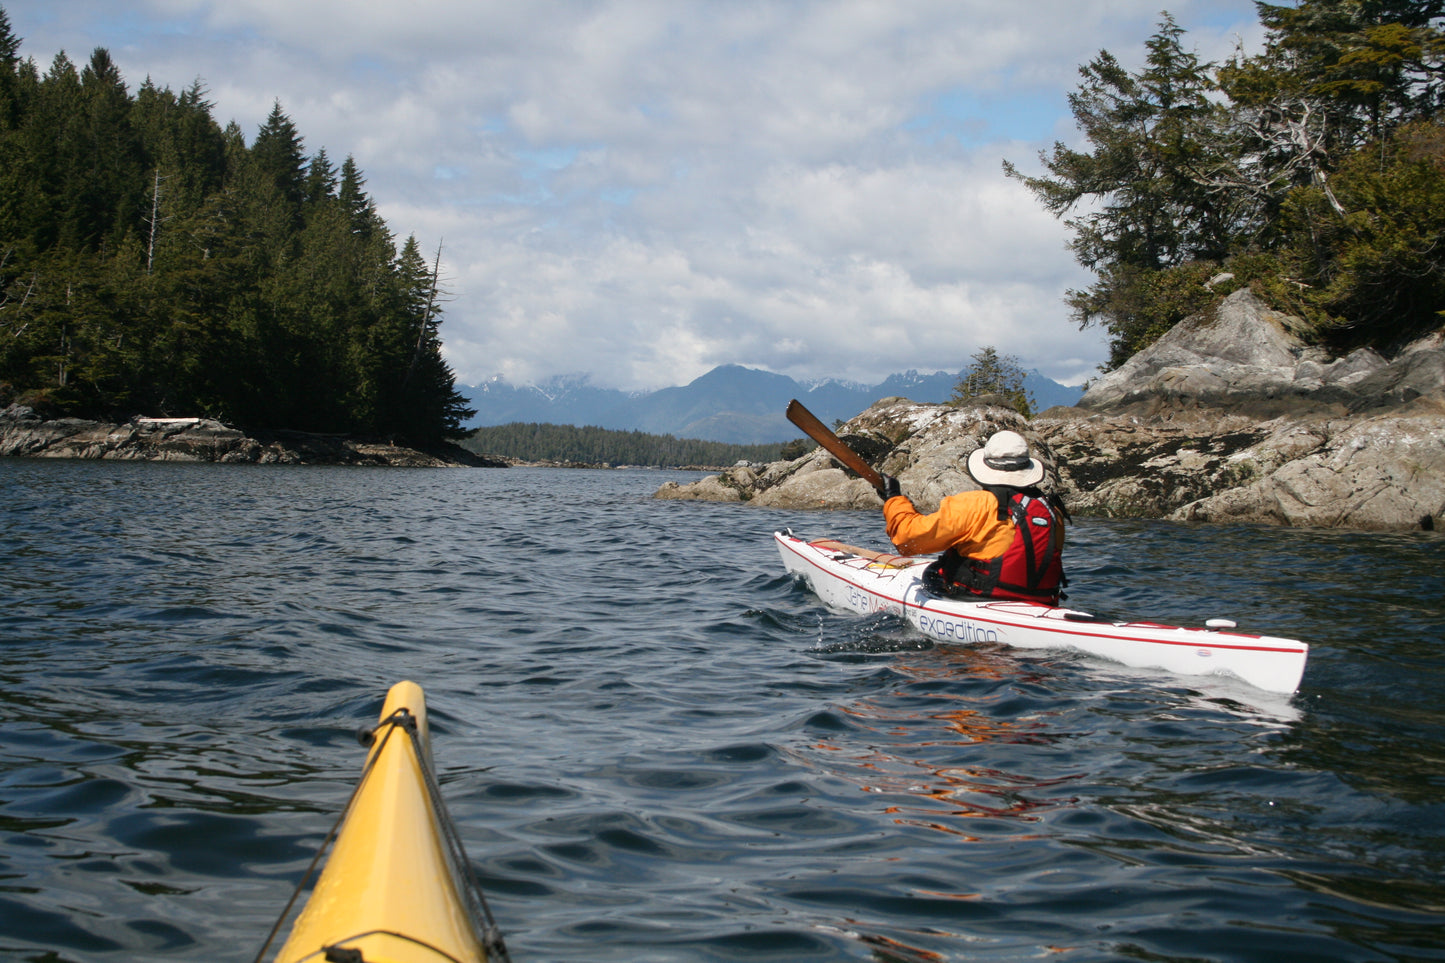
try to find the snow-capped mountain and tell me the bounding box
[460,364,1083,445]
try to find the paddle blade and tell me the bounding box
[785,400,885,494]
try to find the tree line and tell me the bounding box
[1008,0,1444,369]
[463,422,789,467]
[0,7,473,445]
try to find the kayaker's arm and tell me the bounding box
[885,489,1011,558]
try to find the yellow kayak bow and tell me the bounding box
[263,681,507,963]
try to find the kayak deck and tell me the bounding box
[776,531,1309,695]
[268,681,505,963]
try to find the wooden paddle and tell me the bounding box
[785,399,887,496]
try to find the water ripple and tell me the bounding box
[1,461,1442,961]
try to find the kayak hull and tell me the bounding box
[776,531,1309,695]
[274,680,491,963]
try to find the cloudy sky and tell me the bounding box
[6,1,1263,390]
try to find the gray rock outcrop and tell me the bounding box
[1076,289,1442,419]
[656,289,1445,532]
[656,399,1048,515]
[0,406,501,467]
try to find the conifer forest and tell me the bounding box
[0,8,473,445]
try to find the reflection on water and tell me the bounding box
[793,649,1082,837]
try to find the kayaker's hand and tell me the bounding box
[880,474,902,500]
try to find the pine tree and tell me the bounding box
[304,147,336,206]
[250,101,306,209]
[0,6,24,129]
[0,9,34,245]
[338,155,382,239]
[131,78,227,219]
[949,346,1035,416]
[1006,17,1226,274]
[1005,8,1445,367]
[383,236,474,443]
[73,48,142,250]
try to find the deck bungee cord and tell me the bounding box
[256,685,511,963]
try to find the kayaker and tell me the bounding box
[880,429,1069,604]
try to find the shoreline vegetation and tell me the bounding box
[1003,7,1444,368]
[459,421,792,469]
[0,403,782,470]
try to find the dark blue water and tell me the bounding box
[2,459,1442,962]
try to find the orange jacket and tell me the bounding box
[884,489,1030,560]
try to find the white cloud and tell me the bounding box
[6,0,1263,390]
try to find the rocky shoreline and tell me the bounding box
[0,405,507,468]
[656,290,1445,532]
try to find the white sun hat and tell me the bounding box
[966,430,1045,487]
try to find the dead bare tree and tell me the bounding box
[0,248,39,344]
[145,169,173,274]
[402,240,449,392]
[1195,96,1349,241]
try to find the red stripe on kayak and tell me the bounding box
[779,536,1306,656]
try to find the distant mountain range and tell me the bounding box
[459,364,1084,445]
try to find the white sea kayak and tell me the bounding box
[775,531,1309,694]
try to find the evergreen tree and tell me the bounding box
[304,147,337,206]
[0,7,16,64]
[383,236,474,443]
[1263,117,1445,345]
[949,346,1034,416]
[0,11,34,249]
[1006,18,1228,273]
[73,48,142,251]
[219,119,247,182]
[16,52,82,252]
[1005,17,1231,365]
[1008,4,1444,366]
[0,7,23,129]
[338,155,381,239]
[1241,0,1444,144]
[131,78,227,218]
[249,101,307,212]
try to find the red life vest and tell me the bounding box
[924,488,1066,604]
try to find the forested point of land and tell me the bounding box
[1008,1,1445,369]
[462,422,792,468]
[0,7,473,445]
